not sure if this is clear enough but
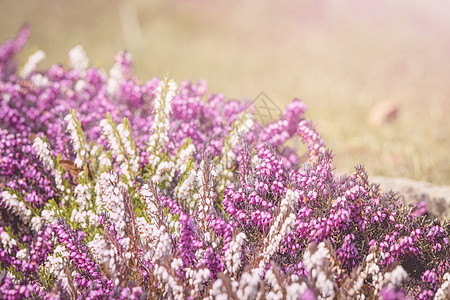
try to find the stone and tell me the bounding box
[368,101,400,126]
[370,175,450,220]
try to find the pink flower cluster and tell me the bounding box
[0,26,449,299]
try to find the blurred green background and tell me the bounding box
[1,0,449,184]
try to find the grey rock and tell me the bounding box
[369,175,450,220]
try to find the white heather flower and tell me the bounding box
[176,143,196,174]
[116,122,139,177]
[68,45,89,74]
[107,64,121,94]
[176,169,197,202]
[70,183,96,228]
[139,184,159,218]
[44,244,71,289]
[286,282,308,300]
[383,265,407,288]
[435,272,450,300]
[100,116,138,181]
[217,113,254,191]
[94,172,137,262]
[74,79,86,92]
[147,78,177,168]
[303,242,335,300]
[365,245,384,296]
[98,151,112,170]
[152,160,176,185]
[74,183,92,211]
[53,169,65,193]
[236,269,260,300]
[155,264,183,300]
[140,184,181,237]
[210,278,227,299]
[168,217,182,239]
[251,154,261,167]
[87,234,118,274]
[303,243,329,272]
[31,73,49,88]
[0,191,31,224]
[185,267,210,297]
[347,267,367,297]
[16,248,27,260]
[171,258,183,271]
[70,209,90,229]
[136,217,157,260]
[33,137,65,193]
[33,137,54,169]
[41,209,58,226]
[0,230,17,254]
[107,52,131,95]
[154,231,173,262]
[64,111,89,169]
[265,268,283,300]
[225,232,247,275]
[20,50,46,78]
[95,172,128,248]
[136,217,154,237]
[86,210,97,225]
[195,159,217,232]
[30,216,43,232]
[2,93,10,102]
[256,189,298,275]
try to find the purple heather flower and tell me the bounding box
[336,233,359,269]
[0,28,449,299]
[297,119,326,160]
[300,288,317,300]
[381,287,413,300]
[0,26,29,78]
[54,221,113,291]
[178,213,198,268]
[0,274,37,300]
[422,269,438,284]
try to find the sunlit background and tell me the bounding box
[1,0,449,184]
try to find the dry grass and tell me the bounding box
[1,0,449,184]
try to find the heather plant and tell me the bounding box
[0,26,449,300]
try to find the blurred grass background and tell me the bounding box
[1,0,449,184]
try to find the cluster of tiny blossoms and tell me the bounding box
[0,27,449,299]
